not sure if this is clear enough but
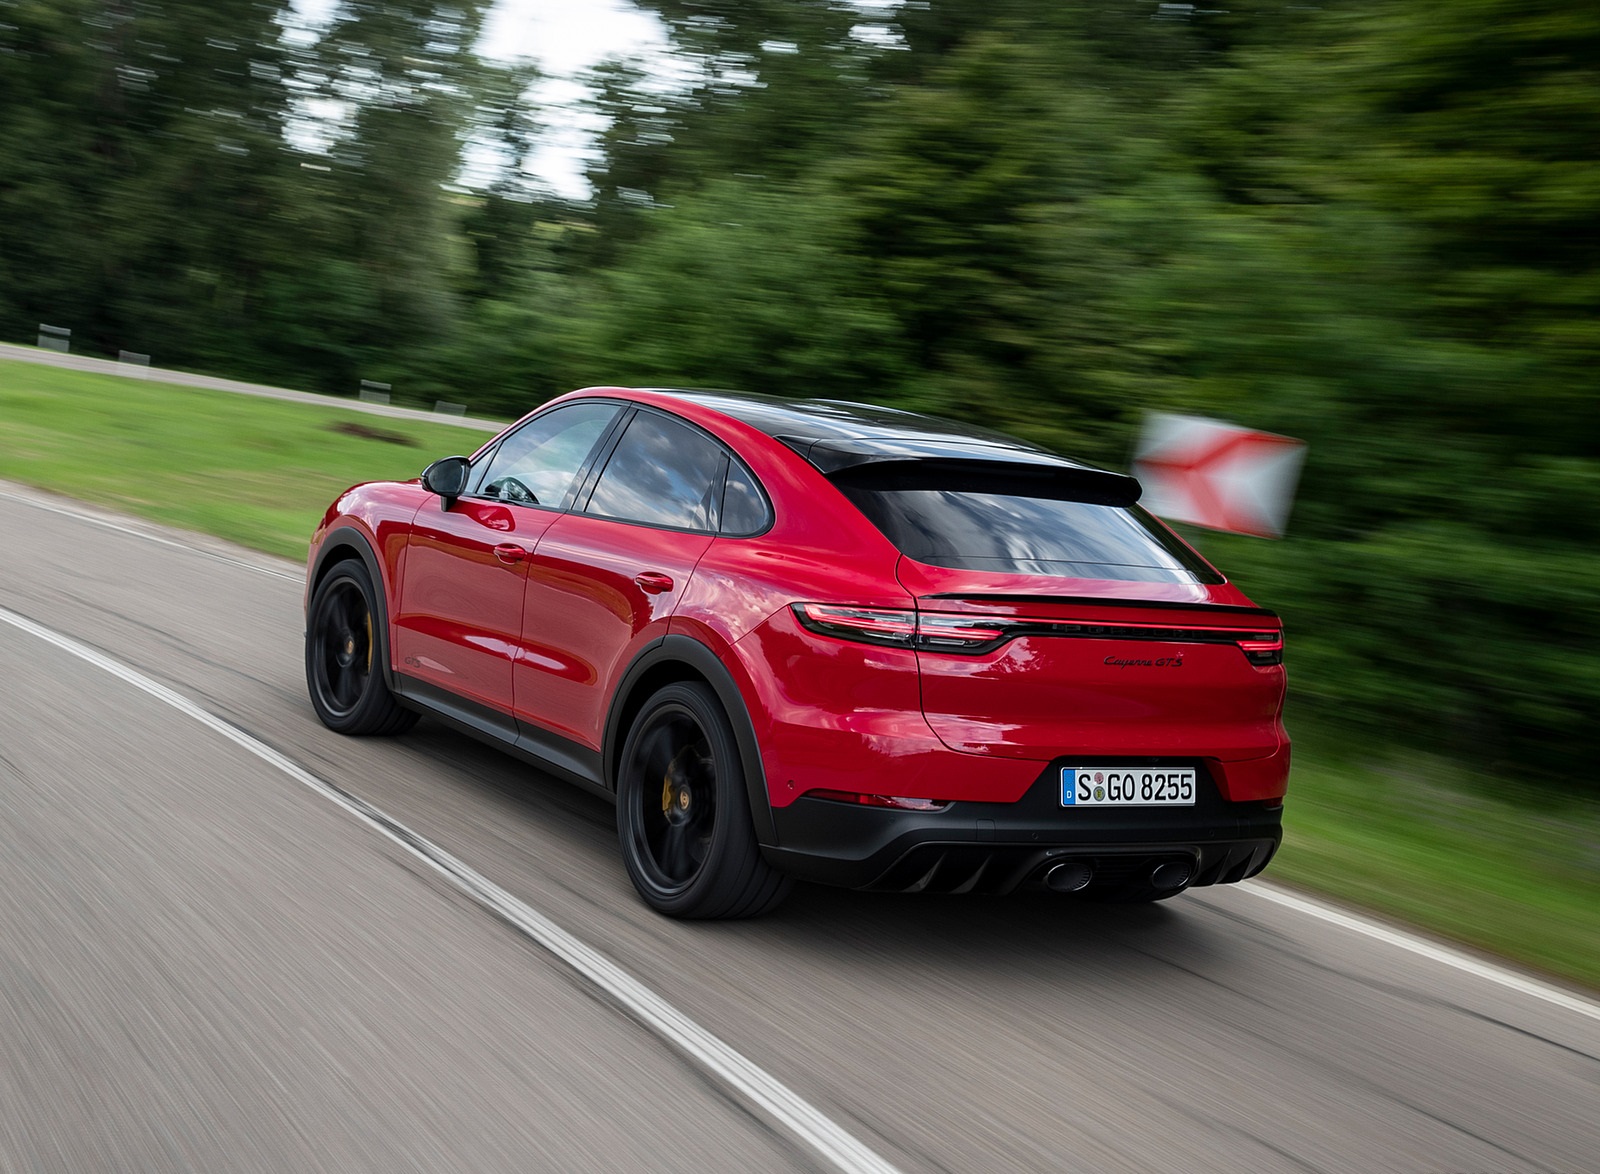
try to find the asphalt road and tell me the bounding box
[1,482,1596,1173]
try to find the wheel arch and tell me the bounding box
[308,527,399,691]
[605,635,777,846]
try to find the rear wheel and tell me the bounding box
[306,559,417,735]
[616,682,791,919]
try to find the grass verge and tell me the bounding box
[0,358,497,560]
[3,355,1597,990]
[1277,715,1600,989]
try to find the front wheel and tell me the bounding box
[616,682,791,919]
[305,559,417,736]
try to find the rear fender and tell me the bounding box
[604,633,777,846]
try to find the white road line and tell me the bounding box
[1242,882,1600,1023]
[0,604,901,1174]
[0,488,301,582]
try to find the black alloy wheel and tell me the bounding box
[616,682,790,919]
[305,560,417,735]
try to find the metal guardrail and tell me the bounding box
[0,342,504,433]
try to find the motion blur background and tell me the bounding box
[0,1,1595,796]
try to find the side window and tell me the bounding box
[585,411,727,531]
[473,402,619,509]
[720,461,770,535]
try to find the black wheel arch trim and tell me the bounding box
[309,527,399,691]
[606,634,778,847]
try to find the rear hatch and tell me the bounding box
[833,460,1286,763]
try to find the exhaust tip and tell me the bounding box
[1150,861,1194,891]
[1044,861,1093,893]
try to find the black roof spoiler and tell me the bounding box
[779,438,1142,507]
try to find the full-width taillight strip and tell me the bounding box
[792,603,1283,664]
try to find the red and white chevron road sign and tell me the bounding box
[1132,413,1307,538]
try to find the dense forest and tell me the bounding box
[1,0,1596,781]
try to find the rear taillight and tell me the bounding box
[793,603,1283,662]
[915,612,1013,652]
[791,603,917,647]
[1236,632,1284,667]
[792,603,1010,653]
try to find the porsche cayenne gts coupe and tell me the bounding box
[304,388,1288,918]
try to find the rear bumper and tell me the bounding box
[763,762,1282,894]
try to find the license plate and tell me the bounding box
[1061,767,1196,807]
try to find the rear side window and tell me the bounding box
[720,461,770,535]
[839,486,1223,584]
[586,411,727,531]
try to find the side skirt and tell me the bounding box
[392,673,610,801]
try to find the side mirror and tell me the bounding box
[421,456,471,503]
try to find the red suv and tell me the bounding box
[305,389,1288,918]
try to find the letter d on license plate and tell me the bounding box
[1061,767,1196,807]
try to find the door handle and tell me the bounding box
[493,543,528,565]
[634,571,674,595]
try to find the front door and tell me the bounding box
[393,401,623,717]
[396,496,551,715]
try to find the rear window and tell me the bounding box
[838,486,1223,584]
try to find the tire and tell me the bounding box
[616,682,791,919]
[305,559,418,736]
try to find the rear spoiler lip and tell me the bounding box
[918,593,1280,621]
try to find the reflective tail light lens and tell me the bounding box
[914,612,1013,651]
[792,603,1009,652]
[1236,632,1284,666]
[792,603,917,647]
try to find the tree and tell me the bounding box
[0,0,299,367]
[1133,0,1600,769]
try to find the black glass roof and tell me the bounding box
[660,389,1116,480]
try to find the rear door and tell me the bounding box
[515,408,726,750]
